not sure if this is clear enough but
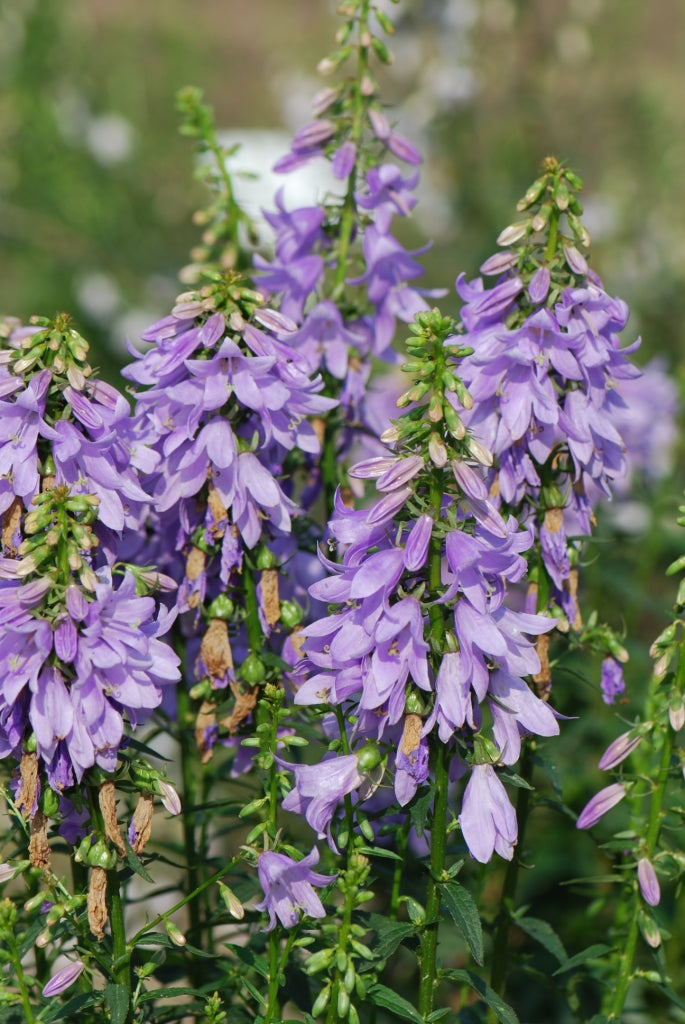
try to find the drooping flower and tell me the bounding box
[600,657,625,705]
[459,763,518,863]
[254,847,336,931]
[278,753,365,848]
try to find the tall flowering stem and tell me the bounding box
[297,305,559,1019]
[584,507,685,1020]
[255,0,434,513]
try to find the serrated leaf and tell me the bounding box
[515,915,567,966]
[440,881,484,966]
[104,983,130,1024]
[552,943,612,976]
[225,942,269,978]
[367,914,417,959]
[442,970,519,1024]
[125,844,155,883]
[409,786,434,838]
[367,982,424,1024]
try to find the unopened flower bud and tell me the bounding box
[496,222,528,246]
[669,697,685,732]
[42,959,85,997]
[637,857,660,907]
[157,779,182,816]
[576,782,626,830]
[466,437,494,467]
[637,909,661,949]
[428,433,448,467]
[164,919,187,946]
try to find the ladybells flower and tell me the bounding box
[255,847,336,931]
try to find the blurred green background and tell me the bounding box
[3,0,685,375]
[2,3,685,1017]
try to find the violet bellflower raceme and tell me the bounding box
[252,14,441,493]
[451,160,641,622]
[295,310,559,861]
[0,317,180,801]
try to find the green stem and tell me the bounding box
[176,683,203,958]
[243,564,262,653]
[107,870,131,1012]
[390,819,411,919]
[331,0,371,298]
[418,741,449,1019]
[605,689,678,1019]
[325,873,356,1024]
[7,933,36,1024]
[264,930,282,1024]
[489,749,534,998]
[418,474,450,1019]
[545,205,560,263]
[128,855,241,948]
[324,711,361,1024]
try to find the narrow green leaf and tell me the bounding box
[645,980,685,1012]
[367,914,417,959]
[442,969,519,1024]
[139,987,206,1003]
[125,844,155,883]
[356,845,404,862]
[515,915,568,966]
[39,993,101,1022]
[104,983,130,1024]
[440,881,484,966]
[409,786,434,838]
[552,943,612,976]
[367,983,424,1024]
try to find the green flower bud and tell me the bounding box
[39,787,61,817]
[356,743,381,772]
[337,986,350,1018]
[255,546,277,571]
[280,600,304,630]
[311,984,331,1017]
[240,653,266,684]
[207,594,235,620]
[87,839,116,871]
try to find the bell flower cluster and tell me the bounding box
[451,161,641,617]
[285,311,559,862]
[253,8,438,478]
[0,317,181,804]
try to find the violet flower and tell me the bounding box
[459,764,518,863]
[254,847,336,930]
[637,857,660,907]
[600,657,625,705]
[278,753,365,848]
[42,959,86,997]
